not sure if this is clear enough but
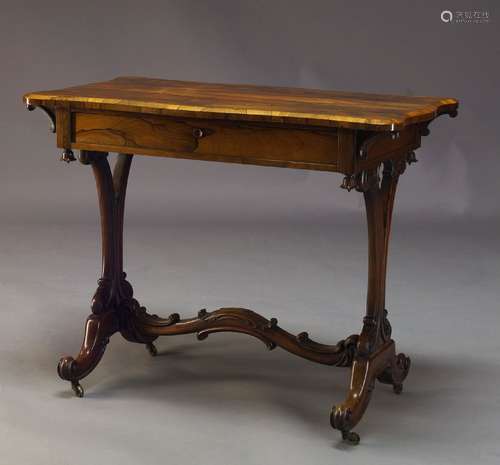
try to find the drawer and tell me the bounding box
[67,111,343,172]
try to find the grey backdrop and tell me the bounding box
[1,2,499,465]
[2,0,499,224]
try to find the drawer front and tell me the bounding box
[69,111,342,172]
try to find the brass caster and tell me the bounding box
[342,430,360,445]
[146,342,158,357]
[393,383,403,394]
[71,381,84,398]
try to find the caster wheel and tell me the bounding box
[342,430,360,445]
[146,342,158,357]
[71,381,84,398]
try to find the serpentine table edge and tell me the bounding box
[24,77,459,445]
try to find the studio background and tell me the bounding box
[1,2,498,465]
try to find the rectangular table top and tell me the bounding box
[24,76,458,131]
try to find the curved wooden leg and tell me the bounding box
[330,341,395,443]
[57,311,118,397]
[111,152,159,351]
[334,157,412,443]
[377,352,411,394]
[57,151,155,396]
[57,151,116,396]
[56,147,412,436]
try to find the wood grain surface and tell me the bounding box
[26,77,457,441]
[24,76,458,130]
[71,111,342,171]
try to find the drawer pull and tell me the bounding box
[192,128,206,139]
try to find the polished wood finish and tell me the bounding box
[71,111,343,171]
[24,77,457,173]
[24,77,458,444]
[331,159,411,441]
[25,76,457,130]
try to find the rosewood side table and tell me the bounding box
[24,77,458,444]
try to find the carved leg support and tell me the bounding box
[124,306,359,367]
[57,151,156,396]
[333,157,412,443]
[57,311,118,397]
[57,149,409,443]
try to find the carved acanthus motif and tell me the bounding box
[296,332,358,367]
[387,157,407,177]
[379,309,392,343]
[124,307,359,367]
[331,406,354,433]
[357,316,378,357]
[377,352,411,394]
[90,277,112,315]
[341,150,415,193]
[119,295,178,344]
[340,169,380,193]
[50,147,413,441]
